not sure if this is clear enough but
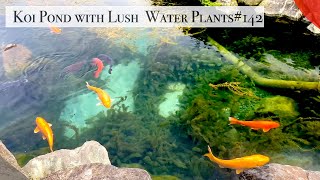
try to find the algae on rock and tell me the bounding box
[254,96,299,119]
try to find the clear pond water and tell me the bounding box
[0,1,320,180]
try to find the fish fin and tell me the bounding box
[229,117,238,125]
[236,169,244,174]
[251,128,259,130]
[34,127,40,133]
[42,135,46,140]
[263,128,270,132]
[48,123,52,127]
[96,102,102,106]
[219,165,225,168]
[86,82,90,87]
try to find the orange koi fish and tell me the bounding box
[204,146,270,174]
[86,82,112,108]
[229,117,280,132]
[34,117,54,152]
[48,23,62,34]
[92,58,104,78]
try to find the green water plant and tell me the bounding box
[200,0,222,6]
[176,62,320,165]
[15,147,50,166]
[207,36,320,92]
[230,35,274,61]
[209,82,259,99]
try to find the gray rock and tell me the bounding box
[239,163,320,180]
[259,0,302,21]
[43,163,152,180]
[307,24,320,35]
[23,141,111,179]
[2,44,32,79]
[238,0,262,6]
[0,141,29,179]
[217,0,238,6]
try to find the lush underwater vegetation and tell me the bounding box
[8,26,320,180]
[0,1,320,180]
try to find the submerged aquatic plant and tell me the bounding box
[229,35,274,61]
[207,37,320,91]
[199,0,222,6]
[175,59,320,170]
[209,82,258,99]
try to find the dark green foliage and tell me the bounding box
[228,35,275,61]
[176,64,320,164]
[267,50,314,69]
[15,147,49,166]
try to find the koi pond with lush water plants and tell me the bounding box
[0,0,320,179]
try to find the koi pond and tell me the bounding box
[0,0,320,179]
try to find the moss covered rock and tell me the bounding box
[254,96,299,119]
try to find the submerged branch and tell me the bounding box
[207,37,320,92]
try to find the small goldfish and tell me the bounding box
[92,58,104,78]
[86,82,112,108]
[204,145,270,174]
[48,23,61,34]
[229,117,280,132]
[34,117,54,152]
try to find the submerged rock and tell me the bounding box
[22,141,111,179]
[239,163,320,180]
[43,163,152,180]
[0,141,28,179]
[2,44,32,79]
[254,95,299,119]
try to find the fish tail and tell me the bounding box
[86,81,90,88]
[204,145,218,163]
[229,117,238,125]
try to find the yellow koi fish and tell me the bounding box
[86,82,112,108]
[204,146,269,174]
[34,117,54,152]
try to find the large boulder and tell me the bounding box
[2,44,32,79]
[259,0,302,21]
[43,163,152,180]
[0,141,29,179]
[240,163,320,180]
[22,141,111,179]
